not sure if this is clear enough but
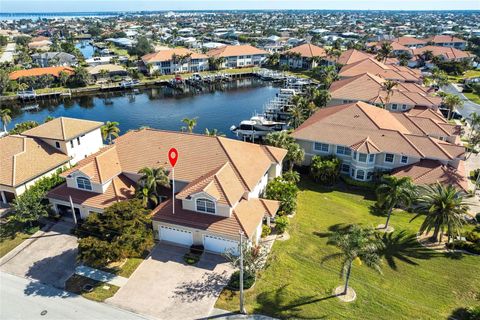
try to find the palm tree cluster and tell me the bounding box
[288,87,331,129]
[375,42,393,63]
[136,167,170,208]
[265,131,304,171]
[1,108,12,132]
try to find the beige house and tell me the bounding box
[279,43,328,69]
[48,128,286,254]
[291,102,466,190]
[142,48,209,75]
[339,58,422,83]
[206,45,268,69]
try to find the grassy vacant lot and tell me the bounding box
[65,274,119,302]
[216,179,480,319]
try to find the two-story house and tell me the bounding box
[338,58,422,83]
[291,101,467,191]
[0,117,104,204]
[206,45,268,69]
[328,73,442,111]
[410,45,474,68]
[48,129,287,254]
[279,43,328,69]
[425,35,467,50]
[142,48,209,75]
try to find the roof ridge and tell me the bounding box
[60,117,66,140]
[427,136,453,159]
[216,137,251,191]
[212,173,233,206]
[94,154,103,183]
[399,132,426,158]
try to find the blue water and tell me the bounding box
[75,42,95,59]
[7,79,277,138]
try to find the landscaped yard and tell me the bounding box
[0,219,40,258]
[215,178,480,319]
[65,274,119,302]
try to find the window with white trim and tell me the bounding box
[196,198,216,214]
[369,154,375,163]
[367,171,373,180]
[70,140,74,148]
[358,153,367,163]
[391,104,398,110]
[341,164,350,173]
[356,170,365,180]
[314,142,329,152]
[384,153,394,163]
[336,146,351,156]
[401,155,408,164]
[77,177,92,190]
[402,104,408,110]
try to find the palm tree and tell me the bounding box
[324,225,383,296]
[136,186,159,209]
[101,121,120,144]
[288,104,304,129]
[1,108,12,132]
[204,128,224,136]
[376,42,393,63]
[137,167,170,205]
[181,117,198,133]
[442,94,463,120]
[44,116,55,123]
[376,175,416,230]
[381,80,398,109]
[410,183,468,243]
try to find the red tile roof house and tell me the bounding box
[141,48,209,75]
[425,35,467,51]
[47,129,287,254]
[409,45,475,68]
[328,72,442,112]
[206,45,268,69]
[279,43,328,69]
[9,66,75,81]
[290,101,467,191]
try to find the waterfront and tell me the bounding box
[5,78,277,138]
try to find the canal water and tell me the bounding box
[6,78,277,138]
[75,41,95,59]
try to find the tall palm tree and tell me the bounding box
[376,42,393,63]
[442,94,463,120]
[1,108,12,133]
[288,104,304,129]
[376,175,416,230]
[181,117,198,133]
[136,186,159,209]
[410,183,468,243]
[381,80,398,109]
[101,121,120,144]
[324,225,383,296]
[137,167,170,205]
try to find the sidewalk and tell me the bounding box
[75,265,128,287]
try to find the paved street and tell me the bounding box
[0,272,149,320]
[0,221,78,288]
[442,83,480,119]
[107,243,234,320]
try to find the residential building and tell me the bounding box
[291,102,465,188]
[47,129,287,254]
[410,45,474,68]
[31,52,78,67]
[142,48,208,75]
[367,41,413,56]
[338,58,422,83]
[279,43,327,69]
[425,35,467,50]
[328,72,442,111]
[9,66,74,81]
[206,45,268,68]
[336,49,373,66]
[0,117,104,204]
[86,64,128,81]
[391,36,427,49]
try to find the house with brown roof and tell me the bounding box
[206,45,268,69]
[367,41,413,57]
[335,49,373,66]
[47,129,287,254]
[0,117,105,205]
[141,48,208,75]
[410,45,474,68]
[338,58,422,83]
[391,36,427,49]
[328,72,442,111]
[9,66,75,81]
[279,43,328,69]
[425,35,467,50]
[291,101,466,190]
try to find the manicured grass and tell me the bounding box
[215,179,480,319]
[0,231,31,258]
[448,70,480,83]
[115,257,144,278]
[65,274,119,302]
[0,220,40,258]
[464,92,480,104]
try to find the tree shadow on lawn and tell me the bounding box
[254,284,331,319]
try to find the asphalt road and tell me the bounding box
[0,272,150,320]
[442,83,480,119]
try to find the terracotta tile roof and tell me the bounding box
[392,159,468,192]
[48,174,136,209]
[350,137,381,153]
[141,48,208,63]
[368,40,413,53]
[284,43,327,58]
[9,66,74,80]
[392,36,427,46]
[22,117,103,141]
[291,102,464,161]
[206,45,267,58]
[0,135,70,187]
[339,58,421,83]
[413,45,472,60]
[425,35,466,44]
[234,199,273,239]
[336,49,373,65]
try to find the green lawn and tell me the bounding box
[65,274,119,302]
[0,231,32,258]
[449,70,480,83]
[0,220,40,258]
[216,179,480,319]
[112,257,145,278]
[464,92,480,104]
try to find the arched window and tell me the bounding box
[77,177,92,190]
[196,198,215,214]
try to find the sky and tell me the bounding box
[0,0,479,12]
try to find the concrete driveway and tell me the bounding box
[0,221,78,289]
[107,243,234,320]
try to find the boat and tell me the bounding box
[119,79,140,88]
[230,115,287,141]
[17,90,36,99]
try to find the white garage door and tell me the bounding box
[159,226,193,246]
[204,235,239,255]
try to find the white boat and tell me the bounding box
[119,79,140,88]
[230,115,286,140]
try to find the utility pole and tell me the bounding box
[239,231,246,314]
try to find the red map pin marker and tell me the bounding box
[168,148,178,167]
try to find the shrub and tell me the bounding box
[310,155,340,185]
[275,216,289,234]
[265,176,299,215]
[446,240,480,254]
[228,270,256,290]
[183,253,200,265]
[465,231,480,244]
[262,225,271,238]
[340,174,377,190]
